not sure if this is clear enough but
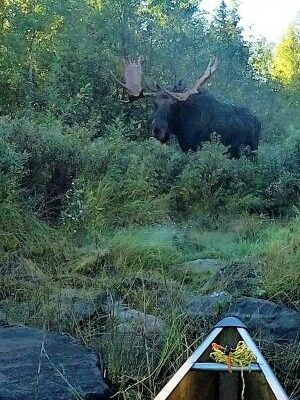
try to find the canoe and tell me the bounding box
[154,317,289,400]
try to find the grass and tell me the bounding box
[1,206,299,399]
[260,217,300,308]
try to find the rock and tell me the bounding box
[52,288,99,322]
[118,276,178,308]
[227,297,300,342]
[185,291,231,318]
[0,326,112,400]
[111,300,165,338]
[122,276,162,290]
[174,258,224,276]
[215,259,263,296]
[0,256,48,286]
[98,301,165,378]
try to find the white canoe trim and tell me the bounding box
[153,327,222,400]
[237,327,289,400]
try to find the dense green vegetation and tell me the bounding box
[1,0,300,399]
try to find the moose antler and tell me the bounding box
[165,58,219,101]
[112,58,157,102]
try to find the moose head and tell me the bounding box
[113,58,260,156]
[113,58,219,144]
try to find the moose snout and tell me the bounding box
[151,127,162,137]
[151,121,168,141]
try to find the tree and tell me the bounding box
[250,38,273,81]
[0,0,64,110]
[271,23,300,91]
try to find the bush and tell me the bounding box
[0,124,25,201]
[255,142,300,213]
[228,141,300,214]
[174,138,232,214]
[63,127,183,233]
[0,117,86,218]
[1,116,300,229]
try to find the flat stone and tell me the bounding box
[122,277,162,290]
[98,302,165,378]
[110,300,165,338]
[186,291,231,317]
[227,297,300,342]
[0,326,112,400]
[51,288,100,322]
[0,257,48,285]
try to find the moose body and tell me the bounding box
[114,58,260,157]
[152,90,260,156]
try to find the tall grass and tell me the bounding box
[261,217,300,308]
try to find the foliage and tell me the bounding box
[0,128,25,200]
[64,126,182,233]
[2,116,300,228]
[0,117,86,217]
[271,24,300,90]
[0,1,299,398]
[175,138,232,213]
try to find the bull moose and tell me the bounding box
[114,58,260,157]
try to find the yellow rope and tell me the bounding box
[210,341,257,400]
[210,341,256,368]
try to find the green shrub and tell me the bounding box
[64,130,183,233]
[0,133,25,201]
[174,138,232,214]
[255,143,300,213]
[0,117,86,217]
[1,116,300,229]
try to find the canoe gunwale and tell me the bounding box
[237,327,289,400]
[153,327,223,400]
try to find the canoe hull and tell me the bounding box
[154,318,288,400]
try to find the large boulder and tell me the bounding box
[1,256,48,286]
[0,326,112,400]
[227,297,300,342]
[98,300,166,378]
